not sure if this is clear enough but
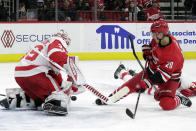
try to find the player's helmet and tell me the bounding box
[150,20,169,35]
[54,29,71,47]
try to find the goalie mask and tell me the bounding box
[54,30,71,47]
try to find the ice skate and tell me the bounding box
[114,64,126,79]
[177,94,192,107]
[128,69,136,76]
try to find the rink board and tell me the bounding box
[0,22,196,62]
[0,52,196,62]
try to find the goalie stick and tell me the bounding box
[126,35,146,119]
[0,93,77,101]
[33,48,110,104]
[0,94,6,96]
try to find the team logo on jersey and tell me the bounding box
[96,25,135,49]
[1,30,15,48]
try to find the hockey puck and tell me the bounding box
[95,98,102,105]
[71,96,77,101]
[95,98,107,105]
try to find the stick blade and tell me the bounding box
[126,108,135,119]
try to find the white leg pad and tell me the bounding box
[6,88,35,109]
[44,90,70,108]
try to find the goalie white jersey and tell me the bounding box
[9,31,88,116]
[15,36,68,77]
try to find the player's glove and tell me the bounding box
[135,80,148,93]
[65,75,85,95]
[180,89,195,97]
[142,44,152,61]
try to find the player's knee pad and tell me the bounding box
[5,88,36,109]
[159,97,176,110]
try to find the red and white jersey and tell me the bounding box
[15,37,68,77]
[145,7,163,21]
[148,35,184,82]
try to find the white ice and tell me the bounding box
[0,60,196,131]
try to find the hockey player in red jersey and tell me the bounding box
[113,64,196,97]
[96,20,192,110]
[0,30,86,115]
[144,0,163,21]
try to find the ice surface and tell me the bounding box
[0,60,196,131]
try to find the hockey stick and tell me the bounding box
[1,92,77,101]
[33,48,110,104]
[125,35,146,119]
[0,94,6,96]
[129,36,144,71]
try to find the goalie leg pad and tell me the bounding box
[42,100,68,115]
[5,88,36,109]
[42,90,70,115]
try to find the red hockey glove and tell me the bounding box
[142,44,152,61]
[180,89,195,97]
[135,80,148,93]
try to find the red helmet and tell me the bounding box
[54,29,71,47]
[150,20,169,35]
